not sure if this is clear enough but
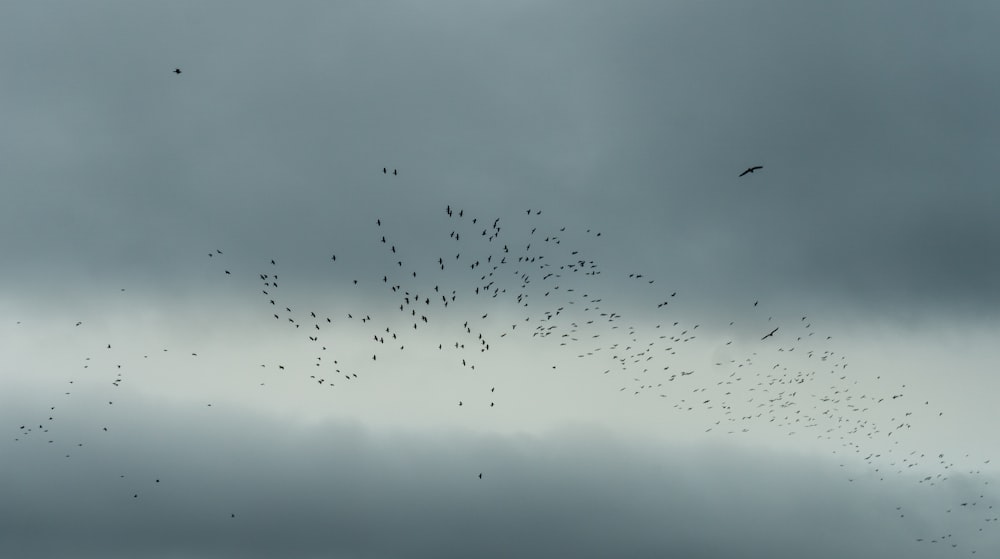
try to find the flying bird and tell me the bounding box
[761,326,779,340]
[739,165,763,177]
[173,68,181,74]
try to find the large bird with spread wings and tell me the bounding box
[739,165,763,177]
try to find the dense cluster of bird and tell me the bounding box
[5,69,997,554]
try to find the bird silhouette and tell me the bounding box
[173,68,181,74]
[163,196,984,550]
[739,165,763,177]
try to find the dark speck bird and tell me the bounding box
[173,68,181,74]
[739,165,763,177]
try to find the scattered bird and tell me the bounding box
[14,198,982,552]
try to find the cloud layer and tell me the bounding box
[3,395,986,559]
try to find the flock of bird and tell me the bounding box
[5,67,998,554]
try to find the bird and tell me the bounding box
[761,326,779,340]
[739,165,763,177]
[173,68,181,74]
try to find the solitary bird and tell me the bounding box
[739,165,763,177]
[173,68,181,74]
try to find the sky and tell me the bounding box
[2,1,1000,557]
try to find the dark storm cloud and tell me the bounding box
[547,0,1000,319]
[2,1,998,322]
[4,4,1000,559]
[1,394,988,559]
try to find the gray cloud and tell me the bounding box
[1,1,998,321]
[3,2,1000,558]
[2,395,989,559]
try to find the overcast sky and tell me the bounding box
[3,1,1000,557]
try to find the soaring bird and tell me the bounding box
[739,165,763,177]
[761,326,779,340]
[173,68,181,74]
